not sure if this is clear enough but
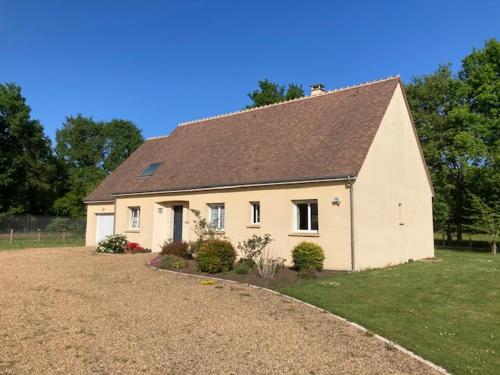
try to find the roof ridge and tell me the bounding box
[177,75,400,127]
[146,133,171,141]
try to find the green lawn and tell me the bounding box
[0,235,84,250]
[276,250,499,375]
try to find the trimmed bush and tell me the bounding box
[196,239,236,273]
[96,234,128,254]
[161,240,190,258]
[292,241,325,271]
[159,254,188,270]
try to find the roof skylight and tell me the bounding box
[140,162,162,177]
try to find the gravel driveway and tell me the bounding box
[0,247,440,375]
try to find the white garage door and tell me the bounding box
[96,214,115,243]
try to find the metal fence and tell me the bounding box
[0,215,86,248]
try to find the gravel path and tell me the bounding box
[0,247,440,375]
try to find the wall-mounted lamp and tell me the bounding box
[331,196,341,206]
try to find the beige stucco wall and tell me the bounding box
[86,181,353,270]
[85,203,115,246]
[353,83,434,269]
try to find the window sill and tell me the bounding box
[125,229,140,233]
[289,232,320,237]
[247,224,261,229]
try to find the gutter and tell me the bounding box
[109,175,355,199]
[347,176,356,271]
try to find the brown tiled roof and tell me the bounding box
[85,77,401,202]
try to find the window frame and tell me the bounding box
[140,162,162,177]
[208,203,225,230]
[250,201,260,225]
[129,207,141,230]
[293,200,319,233]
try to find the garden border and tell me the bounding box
[149,265,452,375]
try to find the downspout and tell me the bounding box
[113,199,117,235]
[347,176,355,271]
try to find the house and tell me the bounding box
[84,76,434,270]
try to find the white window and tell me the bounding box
[250,202,260,225]
[294,200,318,232]
[129,207,140,229]
[208,203,225,230]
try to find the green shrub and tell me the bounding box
[159,254,188,270]
[96,234,128,254]
[234,262,251,275]
[292,241,325,271]
[196,239,236,273]
[161,240,190,258]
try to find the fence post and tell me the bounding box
[37,228,41,243]
[62,229,66,244]
[10,229,14,244]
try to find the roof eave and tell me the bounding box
[87,175,357,201]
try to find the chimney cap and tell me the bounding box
[310,83,326,96]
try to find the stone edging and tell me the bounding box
[149,265,452,375]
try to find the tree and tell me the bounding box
[102,119,143,173]
[406,38,499,241]
[246,79,304,108]
[55,115,143,216]
[468,194,499,254]
[0,83,59,216]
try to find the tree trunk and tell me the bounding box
[447,226,453,242]
[457,223,463,242]
[492,242,497,255]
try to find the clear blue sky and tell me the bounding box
[1,0,499,141]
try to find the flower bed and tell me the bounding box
[96,234,151,254]
[148,256,336,288]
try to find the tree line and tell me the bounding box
[0,85,143,218]
[0,39,497,250]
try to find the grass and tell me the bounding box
[0,235,84,250]
[434,232,492,242]
[275,250,500,375]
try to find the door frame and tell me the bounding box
[172,205,184,242]
[95,213,115,243]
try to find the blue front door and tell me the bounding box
[173,205,183,242]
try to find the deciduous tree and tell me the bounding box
[246,79,304,108]
[55,115,143,216]
[0,83,59,216]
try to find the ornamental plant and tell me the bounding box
[196,239,236,273]
[96,234,128,254]
[148,256,162,268]
[161,240,190,258]
[159,254,188,270]
[126,242,148,253]
[237,234,273,264]
[292,241,325,271]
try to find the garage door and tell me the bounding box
[96,214,115,243]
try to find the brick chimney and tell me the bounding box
[310,83,326,96]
